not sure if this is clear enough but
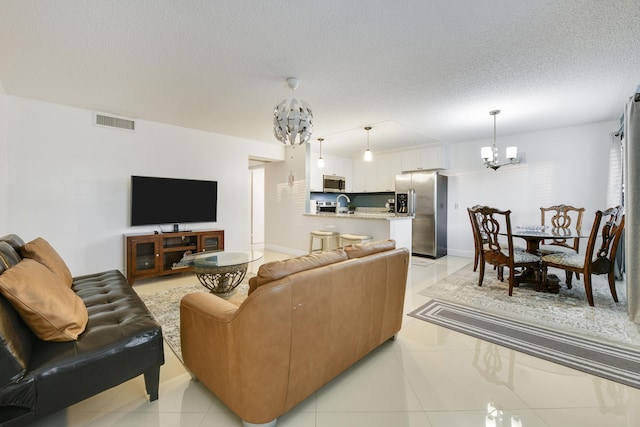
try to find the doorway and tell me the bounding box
[250,165,265,245]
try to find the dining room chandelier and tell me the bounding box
[481,110,518,170]
[273,77,314,145]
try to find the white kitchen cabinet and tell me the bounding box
[401,143,450,171]
[352,158,376,192]
[309,147,353,192]
[375,152,402,192]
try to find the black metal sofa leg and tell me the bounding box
[144,365,161,401]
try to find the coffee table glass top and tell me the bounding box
[176,250,263,269]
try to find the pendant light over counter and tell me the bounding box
[364,126,372,161]
[317,138,325,168]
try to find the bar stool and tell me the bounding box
[339,234,373,247]
[309,230,340,253]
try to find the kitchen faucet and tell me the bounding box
[336,194,351,213]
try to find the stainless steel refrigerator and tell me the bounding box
[395,171,447,258]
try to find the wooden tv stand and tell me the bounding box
[124,229,224,285]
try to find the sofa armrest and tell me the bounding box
[180,292,239,322]
[180,286,294,425]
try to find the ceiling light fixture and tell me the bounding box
[273,77,314,145]
[317,138,325,168]
[481,110,518,170]
[364,126,373,161]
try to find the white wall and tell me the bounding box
[445,120,618,258]
[250,166,265,244]
[264,144,308,254]
[5,96,283,276]
[263,120,619,258]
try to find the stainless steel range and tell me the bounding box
[315,200,337,213]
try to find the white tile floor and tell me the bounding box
[32,250,640,427]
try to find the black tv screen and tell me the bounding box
[130,176,218,226]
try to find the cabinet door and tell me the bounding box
[199,231,224,252]
[129,237,160,276]
[401,149,421,172]
[352,158,365,192]
[352,158,377,192]
[417,145,450,170]
[376,153,402,192]
[308,143,323,191]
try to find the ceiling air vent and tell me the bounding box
[95,113,135,131]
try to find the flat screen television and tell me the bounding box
[130,175,218,228]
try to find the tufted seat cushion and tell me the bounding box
[542,252,584,269]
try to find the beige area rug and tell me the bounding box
[418,263,640,347]
[138,277,251,362]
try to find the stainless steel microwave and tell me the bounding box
[323,175,346,193]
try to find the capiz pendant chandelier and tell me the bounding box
[273,77,314,145]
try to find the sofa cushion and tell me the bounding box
[20,238,73,287]
[0,241,22,271]
[0,259,88,342]
[343,239,396,259]
[253,248,348,290]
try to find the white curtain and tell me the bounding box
[607,135,623,208]
[625,89,640,323]
[607,133,624,280]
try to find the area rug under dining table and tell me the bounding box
[411,263,640,388]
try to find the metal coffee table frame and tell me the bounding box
[193,263,249,293]
[175,250,263,294]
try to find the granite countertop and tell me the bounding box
[304,212,413,220]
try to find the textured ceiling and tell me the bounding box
[1,0,639,158]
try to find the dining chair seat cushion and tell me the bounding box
[539,244,577,255]
[501,249,540,263]
[542,252,584,269]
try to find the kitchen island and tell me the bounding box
[302,212,413,252]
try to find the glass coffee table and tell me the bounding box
[174,250,263,293]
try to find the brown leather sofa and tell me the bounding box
[180,240,409,427]
[0,234,164,426]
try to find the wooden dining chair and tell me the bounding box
[467,205,486,272]
[468,205,541,296]
[541,206,624,306]
[539,204,585,255]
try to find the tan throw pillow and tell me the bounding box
[0,259,88,342]
[20,238,73,287]
[344,239,396,259]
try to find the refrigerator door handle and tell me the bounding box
[408,189,416,215]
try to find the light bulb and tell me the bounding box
[364,149,372,161]
[481,146,493,161]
